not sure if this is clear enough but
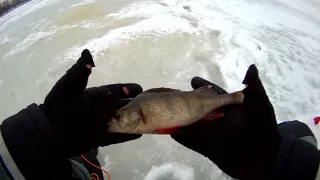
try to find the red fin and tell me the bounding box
[153,125,180,134]
[144,88,180,93]
[202,110,224,121]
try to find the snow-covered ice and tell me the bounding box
[0,0,320,179]
[144,163,194,180]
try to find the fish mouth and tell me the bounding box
[116,98,133,109]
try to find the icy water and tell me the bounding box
[1,0,320,179]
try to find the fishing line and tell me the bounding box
[81,155,111,180]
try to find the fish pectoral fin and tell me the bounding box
[202,110,224,121]
[144,88,180,93]
[153,126,180,134]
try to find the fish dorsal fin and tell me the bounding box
[144,88,180,93]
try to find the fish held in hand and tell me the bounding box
[107,88,244,134]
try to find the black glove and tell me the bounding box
[171,65,282,180]
[40,49,143,157]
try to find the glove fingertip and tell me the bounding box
[191,77,228,94]
[80,49,95,67]
[242,64,259,85]
[191,77,212,89]
[124,83,143,97]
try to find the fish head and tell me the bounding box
[107,106,143,133]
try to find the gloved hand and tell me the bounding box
[171,65,282,180]
[40,49,143,157]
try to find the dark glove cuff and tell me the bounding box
[1,104,71,179]
[271,136,320,180]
